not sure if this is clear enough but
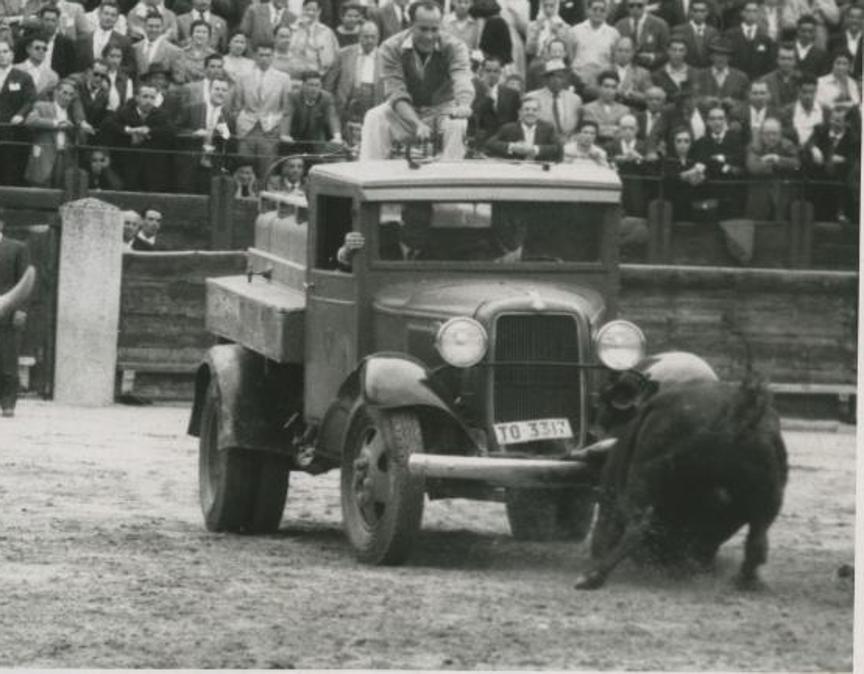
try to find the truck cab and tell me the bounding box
[189,158,648,564]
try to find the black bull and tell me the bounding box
[576,375,789,590]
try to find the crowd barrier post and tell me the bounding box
[209,173,236,250]
[788,200,815,270]
[646,198,672,264]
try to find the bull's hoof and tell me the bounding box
[574,572,606,590]
[733,573,766,592]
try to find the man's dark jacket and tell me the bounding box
[485,119,562,161]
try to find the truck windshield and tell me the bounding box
[375,201,605,263]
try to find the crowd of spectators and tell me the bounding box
[0,0,859,224]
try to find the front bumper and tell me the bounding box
[407,438,615,487]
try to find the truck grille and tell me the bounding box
[492,314,582,431]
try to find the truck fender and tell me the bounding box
[187,344,284,453]
[316,354,477,465]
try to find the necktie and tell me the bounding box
[108,78,120,110]
[552,92,562,134]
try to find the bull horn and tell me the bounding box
[0,266,36,320]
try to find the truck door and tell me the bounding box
[303,193,361,422]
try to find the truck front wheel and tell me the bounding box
[506,488,596,542]
[341,407,425,565]
[198,379,289,534]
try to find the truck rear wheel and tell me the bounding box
[506,488,596,542]
[341,407,425,565]
[199,378,289,534]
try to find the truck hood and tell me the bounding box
[372,279,607,325]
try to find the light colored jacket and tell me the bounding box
[324,44,385,115]
[230,66,293,136]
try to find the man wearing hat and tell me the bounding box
[133,11,184,85]
[614,0,670,70]
[694,37,750,107]
[526,57,583,142]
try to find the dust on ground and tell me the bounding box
[0,401,855,670]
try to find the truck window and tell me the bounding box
[315,195,354,270]
[376,201,604,263]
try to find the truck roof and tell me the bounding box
[310,159,622,203]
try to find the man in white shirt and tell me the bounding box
[15,32,58,94]
[286,0,339,78]
[782,74,824,145]
[815,51,860,110]
[127,0,178,42]
[570,0,620,87]
[131,208,162,251]
[75,0,133,74]
[484,95,561,160]
[526,0,570,62]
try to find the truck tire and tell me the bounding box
[198,378,289,534]
[341,407,425,565]
[506,487,596,542]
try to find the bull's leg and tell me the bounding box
[734,521,770,591]
[575,507,654,590]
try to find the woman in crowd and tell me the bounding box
[816,50,861,110]
[222,31,255,83]
[179,20,217,81]
[662,126,707,222]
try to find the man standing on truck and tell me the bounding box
[358,0,474,160]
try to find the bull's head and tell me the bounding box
[0,266,36,320]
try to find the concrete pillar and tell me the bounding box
[54,198,123,405]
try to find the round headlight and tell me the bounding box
[436,317,488,368]
[596,320,646,371]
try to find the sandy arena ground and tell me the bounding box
[0,401,856,670]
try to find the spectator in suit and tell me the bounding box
[0,38,36,186]
[672,0,719,68]
[614,0,670,69]
[83,1,128,36]
[608,113,647,214]
[102,42,134,112]
[371,0,411,41]
[694,38,749,107]
[231,40,293,181]
[134,11,185,84]
[222,31,255,83]
[759,42,802,107]
[563,118,609,164]
[286,0,340,79]
[325,20,382,126]
[471,55,520,143]
[744,116,801,220]
[122,209,141,248]
[335,2,364,48]
[804,105,858,220]
[636,85,676,153]
[783,0,840,49]
[816,49,860,109]
[127,0,179,42]
[178,19,217,81]
[731,79,780,142]
[725,0,776,80]
[606,34,651,108]
[70,59,111,132]
[171,51,223,110]
[174,75,233,192]
[284,68,341,143]
[131,207,162,250]
[526,0,570,62]
[271,23,295,75]
[102,82,176,191]
[177,0,228,50]
[781,72,825,143]
[485,93,561,158]
[75,1,134,74]
[31,5,76,78]
[443,0,481,51]
[525,36,582,91]
[652,36,696,108]
[828,4,862,80]
[568,0,619,88]
[528,57,583,140]
[662,125,707,220]
[87,147,124,190]
[581,68,629,141]
[265,153,306,192]
[15,30,58,95]
[691,102,745,216]
[240,0,295,50]
[359,1,474,160]
[24,78,89,186]
[794,14,831,76]
[0,214,30,416]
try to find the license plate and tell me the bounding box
[493,418,573,446]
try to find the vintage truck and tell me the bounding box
[187,158,650,565]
